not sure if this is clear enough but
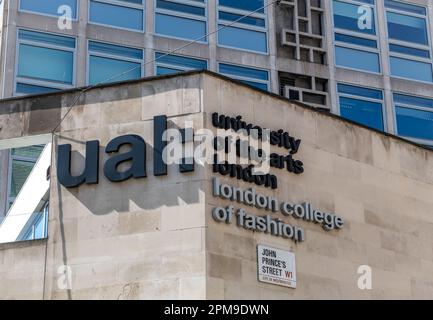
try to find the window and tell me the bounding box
[7,146,45,209]
[19,0,78,19]
[89,0,144,31]
[393,93,433,144]
[217,0,268,53]
[88,41,143,85]
[218,63,269,91]
[333,0,380,73]
[337,83,384,131]
[155,0,207,41]
[19,203,49,241]
[385,0,432,82]
[155,52,207,75]
[15,29,76,95]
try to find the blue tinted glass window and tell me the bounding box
[335,33,377,48]
[219,11,266,27]
[394,94,433,109]
[339,97,384,131]
[20,0,77,18]
[157,0,205,16]
[155,0,206,41]
[219,0,264,13]
[157,66,184,75]
[16,83,61,95]
[88,41,142,85]
[333,0,376,35]
[389,44,430,58]
[156,53,207,71]
[219,63,268,81]
[387,12,427,45]
[18,29,76,48]
[218,26,267,53]
[395,107,433,140]
[337,84,383,99]
[385,0,426,15]
[335,46,380,72]
[18,44,74,84]
[217,0,267,53]
[89,0,144,31]
[219,63,269,90]
[155,13,206,41]
[89,41,143,59]
[16,30,75,94]
[390,56,433,82]
[89,56,141,85]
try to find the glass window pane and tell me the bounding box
[390,56,433,82]
[18,29,76,48]
[155,53,207,70]
[387,12,428,45]
[337,84,383,100]
[10,160,36,198]
[385,0,426,15]
[155,13,206,41]
[12,145,44,158]
[156,66,183,75]
[219,11,265,27]
[335,33,377,48]
[20,0,77,18]
[156,0,205,16]
[335,46,380,73]
[333,0,376,35]
[240,80,268,91]
[219,0,264,13]
[389,44,430,58]
[219,63,268,81]
[218,25,267,52]
[89,56,141,85]
[339,97,384,131]
[16,83,61,95]
[396,107,433,141]
[89,1,144,31]
[394,94,433,109]
[89,41,143,59]
[18,44,74,84]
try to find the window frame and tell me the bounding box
[217,62,270,91]
[154,0,208,43]
[86,39,144,85]
[154,51,208,75]
[216,0,269,54]
[332,0,381,74]
[18,0,79,21]
[14,28,77,96]
[88,0,145,33]
[392,92,433,146]
[384,0,433,84]
[336,82,386,131]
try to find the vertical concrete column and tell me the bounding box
[376,0,395,134]
[208,0,217,72]
[75,0,89,87]
[1,0,18,98]
[322,0,338,114]
[145,0,155,76]
[268,1,278,95]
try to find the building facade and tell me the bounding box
[0,71,432,299]
[0,0,431,147]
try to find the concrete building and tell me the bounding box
[0,71,432,299]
